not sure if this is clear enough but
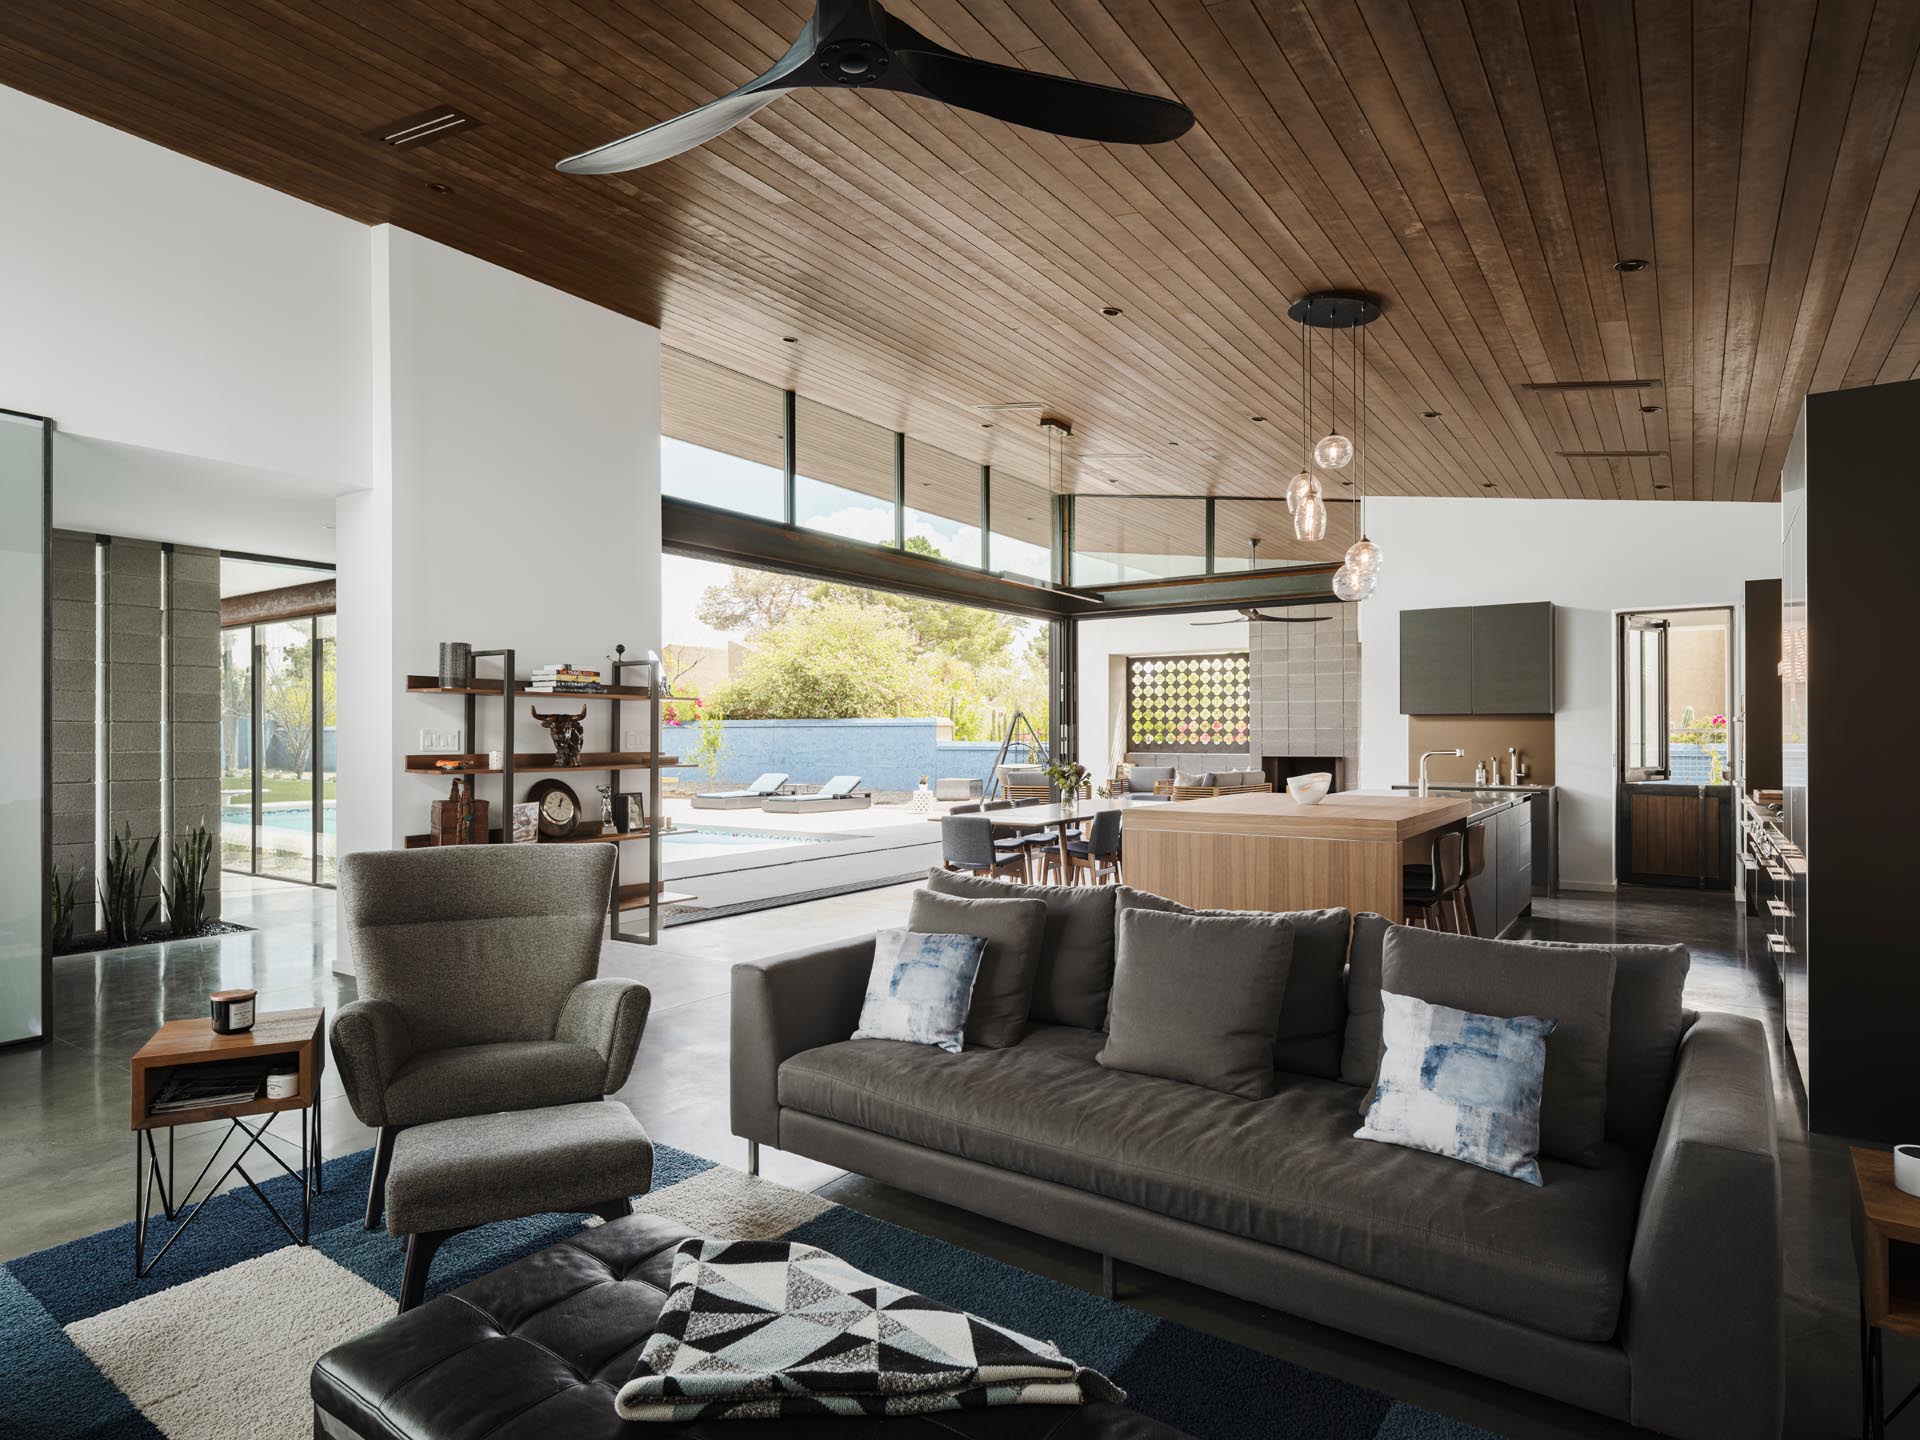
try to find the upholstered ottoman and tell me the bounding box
[314,1213,1190,1440]
[386,1099,653,1311]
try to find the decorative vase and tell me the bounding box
[438,641,472,688]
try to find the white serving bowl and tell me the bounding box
[1286,772,1332,806]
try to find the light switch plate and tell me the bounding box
[418,728,463,753]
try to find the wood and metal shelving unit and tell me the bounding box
[400,645,689,944]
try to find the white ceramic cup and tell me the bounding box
[487,749,504,769]
[1896,1144,1920,1198]
[1286,772,1333,806]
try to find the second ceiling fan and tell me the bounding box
[558,0,1195,174]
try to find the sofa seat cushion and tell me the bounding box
[778,1028,1643,1343]
[385,1040,608,1126]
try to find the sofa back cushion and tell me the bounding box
[923,869,1115,1029]
[1117,887,1348,1078]
[1098,907,1295,1099]
[1380,927,1617,1168]
[906,889,1046,1049]
[1124,766,1174,794]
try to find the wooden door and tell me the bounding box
[1618,784,1733,888]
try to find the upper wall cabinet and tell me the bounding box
[1400,601,1554,714]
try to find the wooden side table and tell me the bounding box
[1852,1146,1920,1438]
[130,1007,326,1278]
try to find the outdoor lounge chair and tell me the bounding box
[759,775,869,813]
[690,773,790,810]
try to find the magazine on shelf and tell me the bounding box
[148,1060,270,1114]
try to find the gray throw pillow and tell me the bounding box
[1117,887,1347,1078]
[1339,912,1392,1087]
[1174,769,1208,788]
[1379,927,1617,1168]
[1098,907,1295,1099]
[1525,939,1689,1151]
[907,889,1046,1049]
[924,869,1116,1029]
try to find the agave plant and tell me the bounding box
[49,867,80,950]
[99,822,160,946]
[163,820,215,938]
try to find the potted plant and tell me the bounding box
[1043,758,1091,806]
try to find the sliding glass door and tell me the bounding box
[0,411,49,1046]
[220,613,335,886]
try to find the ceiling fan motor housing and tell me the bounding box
[819,40,889,85]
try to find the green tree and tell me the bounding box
[696,568,813,635]
[713,601,942,720]
[263,637,335,780]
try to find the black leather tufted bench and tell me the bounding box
[312,1213,1190,1440]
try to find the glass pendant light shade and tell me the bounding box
[1332,564,1363,602]
[1295,494,1327,542]
[1314,431,1354,470]
[1285,469,1318,514]
[1345,535,1382,577]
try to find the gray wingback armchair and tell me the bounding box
[332,844,650,1230]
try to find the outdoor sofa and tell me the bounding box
[760,775,869,813]
[691,772,790,810]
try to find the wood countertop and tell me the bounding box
[1120,791,1472,841]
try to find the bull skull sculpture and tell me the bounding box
[532,707,587,767]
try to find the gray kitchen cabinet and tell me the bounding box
[1400,606,1474,714]
[1465,820,1497,935]
[1471,603,1555,713]
[1400,601,1554,714]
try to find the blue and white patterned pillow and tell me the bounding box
[853,928,988,1053]
[1355,990,1557,1185]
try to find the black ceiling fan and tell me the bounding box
[557,0,1195,175]
[1192,607,1330,627]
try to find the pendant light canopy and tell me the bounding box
[1288,291,1383,594]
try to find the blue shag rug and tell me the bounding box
[1,1141,1499,1440]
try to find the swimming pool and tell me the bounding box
[223,804,335,834]
[217,811,822,857]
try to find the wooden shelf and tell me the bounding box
[403,751,678,775]
[403,825,675,849]
[404,674,658,700]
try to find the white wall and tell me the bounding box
[337,228,661,901]
[0,86,370,489]
[1356,498,1780,889]
[1076,611,1249,783]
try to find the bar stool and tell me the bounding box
[1403,829,1465,930]
[1452,823,1486,935]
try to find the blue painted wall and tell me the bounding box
[664,718,1012,794]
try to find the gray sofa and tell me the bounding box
[731,878,1783,1440]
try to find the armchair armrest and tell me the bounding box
[557,977,652,1094]
[730,937,876,1146]
[1623,1011,1783,1440]
[328,999,414,1129]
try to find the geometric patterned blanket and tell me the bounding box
[615,1238,1125,1421]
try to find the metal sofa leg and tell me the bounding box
[364,1126,399,1232]
[398,1228,450,1314]
[1101,1254,1117,1301]
[746,1140,760,1177]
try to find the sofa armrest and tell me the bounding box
[328,999,414,1129]
[1623,1011,1782,1440]
[730,937,876,1146]
[558,977,652,1093]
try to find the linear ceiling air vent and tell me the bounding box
[1520,379,1659,392]
[1556,450,1666,458]
[969,401,1046,413]
[374,106,478,149]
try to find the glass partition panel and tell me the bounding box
[316,613,338,885]
[1070,496,1207,585]
[1212,497,1350,570]
[988,471,1053,580]
[795,398,896,543]
[904,441,982,567]
[0,412,47,1044]
[660,349,786,520]
[258,618,315,881]
[219,626,254,872]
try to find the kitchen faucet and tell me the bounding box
[1418,749,1465,797]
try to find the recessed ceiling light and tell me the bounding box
[1250,415,1266,423]
[1421,411,1441,419]
[980,422,992,428]
[1101,306,1123,317]
[1614,258,1649,273]
[1654,483,1671,490]
[1481,481,1495,489]
[427,181,452,194]
[780,335,798,343]
[1641,404,1663,414]
[1168,441,1179,447]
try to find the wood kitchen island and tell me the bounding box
[1123,791,1472,921]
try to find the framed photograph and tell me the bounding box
[510,801,540,844]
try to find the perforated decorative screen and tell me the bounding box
[1126,653,1251,753]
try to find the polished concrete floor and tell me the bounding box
[0,871,1883,1437]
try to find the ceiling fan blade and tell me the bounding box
[882,16,1193,145]
[1244,610,1329,623]
[557,26,816,174]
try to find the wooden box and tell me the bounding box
[429,797,490,845]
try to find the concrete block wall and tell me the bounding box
[106,539,166,919]
[1248,603,1362,785]
[168,546,221,916]
[49,529,97,931]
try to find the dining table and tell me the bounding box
[929,797,1139,879]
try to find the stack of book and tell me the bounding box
[148,1060,269,1115]
[528,663,606,694]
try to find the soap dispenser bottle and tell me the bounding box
[1474,762,1488,786]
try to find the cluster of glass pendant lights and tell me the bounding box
[1284,292,1382,602]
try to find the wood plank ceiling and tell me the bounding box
[5,0,1918,503]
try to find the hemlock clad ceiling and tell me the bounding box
[7,0,1920,502]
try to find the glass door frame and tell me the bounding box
[220,610,334,888]
[4,407,52,1051]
